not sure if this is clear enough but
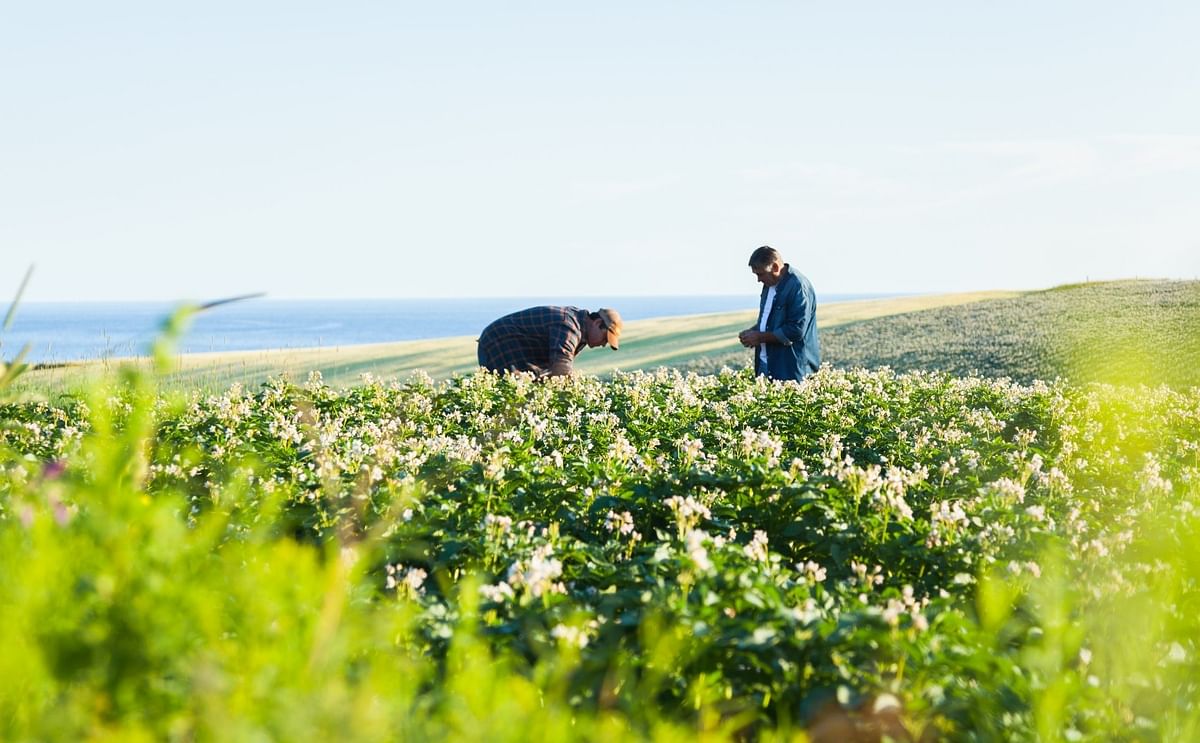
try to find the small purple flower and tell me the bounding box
[42,460,67,480]
[49,494,72,526]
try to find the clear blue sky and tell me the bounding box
[4,2,1198,301]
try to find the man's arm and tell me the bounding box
[739,328,780,347]
[738,287,776,347]
[546,317,582,376]
[770,283,813,348]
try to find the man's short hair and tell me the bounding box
[748,245,781,269]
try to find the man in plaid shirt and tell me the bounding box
[477,306,623,377]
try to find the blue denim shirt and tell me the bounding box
[754,265,820,381]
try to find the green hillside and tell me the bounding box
[13,281,1197,393]
[685,280,1200,387]
[14,290,1014,393]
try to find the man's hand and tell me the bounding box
[738,328,760,348]
[547,359,574,377]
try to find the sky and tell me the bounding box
[3,2,1199,302]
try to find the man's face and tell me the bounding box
[751,260,784,287]
[585,316,609,348]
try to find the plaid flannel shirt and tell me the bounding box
[477,306,591,376]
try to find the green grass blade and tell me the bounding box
[3,264,34,333]
[0,342,31,389]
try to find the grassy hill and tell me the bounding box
[684,279,1200,387]
[14,290,1015,393]
[13,280,1198,393]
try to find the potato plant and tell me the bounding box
[1,365,1198,740]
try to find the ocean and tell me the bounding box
[4,294,892,364]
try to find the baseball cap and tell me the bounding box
[596,308,623,350]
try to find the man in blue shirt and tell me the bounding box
[737,246,820,381]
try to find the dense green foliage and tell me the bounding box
[2,361,1199,740]
[687,280,1200,387]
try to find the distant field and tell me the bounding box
[685,280,1200,387]
[14,281,1197,392]
[14,290,1016,393]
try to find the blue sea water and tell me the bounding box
[4,294,892,364]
